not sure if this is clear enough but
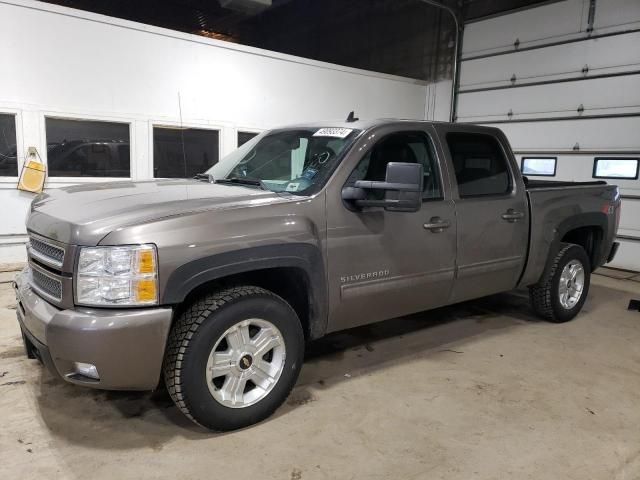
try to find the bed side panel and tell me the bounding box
[518,185,616,287]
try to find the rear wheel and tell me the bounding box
[163,286,304,431]
[529,243,591,323]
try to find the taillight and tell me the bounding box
[601,203,613,215]
[601,200,621,228]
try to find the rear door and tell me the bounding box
[435,125,529,303]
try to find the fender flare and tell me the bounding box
[161,243,328,338]
[541,212,609,280]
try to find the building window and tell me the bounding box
[45,118,130,177]
[0,113,18,177]
[153,127,219,178]
[446,132,512,197]
[521,157,557,177]
[238,131,259,147]
[593,158,639,180]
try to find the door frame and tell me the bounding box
[431,123,529,302]
[323,121,458,331]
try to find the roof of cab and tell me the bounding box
[268,118,503,137]
[272,118,449,132]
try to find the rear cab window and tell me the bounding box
[446,132,512,198]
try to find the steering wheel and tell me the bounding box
[306,146,337,170]
[282,147,338,193]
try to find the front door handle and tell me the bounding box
[423,217,451,233]
[501,209,525,222]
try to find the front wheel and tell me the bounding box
[529,243,591,323]
[163,286,304,431]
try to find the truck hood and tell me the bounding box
[27,179,284,245]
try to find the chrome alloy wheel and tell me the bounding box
[205,318,286,408]
[558,259,585,309]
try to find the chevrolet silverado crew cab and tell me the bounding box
[14,119,621,431]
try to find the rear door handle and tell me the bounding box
[423,217,451,232]
[501,209,525,222]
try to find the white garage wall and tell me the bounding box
[459,0,640,271]
[0,0,432,264]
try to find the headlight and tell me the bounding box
[76,244,158,306]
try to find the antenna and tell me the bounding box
[345,111,359,123]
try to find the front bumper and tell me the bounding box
[14,268,173,390]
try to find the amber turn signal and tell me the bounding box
[137,248,156,274]
[135,279,157,303]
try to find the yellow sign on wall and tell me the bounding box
[17,148,46,194]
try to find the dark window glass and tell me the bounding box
[0,113,18,176]
[46,118,130,177]
[154,127,219,178]
[348,131,442,200]
[447,132,512,197]
[238,131,258,147]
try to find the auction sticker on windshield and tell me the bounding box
[313,128,353,138]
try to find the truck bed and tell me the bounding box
[518,181,619,288]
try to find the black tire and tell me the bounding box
[529,243,591,323]
[163,286,304,431]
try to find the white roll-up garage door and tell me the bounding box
[457,0,640,271]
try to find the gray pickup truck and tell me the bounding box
[14,119,620,431]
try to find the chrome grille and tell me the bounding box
[31,268,63,301]
[29,236,65,267]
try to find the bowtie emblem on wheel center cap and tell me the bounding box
[239,354,253,370]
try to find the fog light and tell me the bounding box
[72,362,100,380]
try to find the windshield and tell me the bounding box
[208,127,361,194]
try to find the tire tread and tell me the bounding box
[529,242,588,322]
[163,285,277,426]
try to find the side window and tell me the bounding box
[521,157,557,177]
[238,131,259,147]
[45,118,130,177]
[593,157,639,179]
[0,113,18,176]
[348,131,442,200]
[153,127,219,178]
[446,132,512,198]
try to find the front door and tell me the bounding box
[325,124,457,332]
[436,126,529,303]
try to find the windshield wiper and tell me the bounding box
[215,177,267,190]
[193,173,214,183]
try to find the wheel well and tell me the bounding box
[179,267,312,340]
[561,226,603,269]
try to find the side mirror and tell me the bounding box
[342,162,423,212]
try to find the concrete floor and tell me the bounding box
[1,273,640,480]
